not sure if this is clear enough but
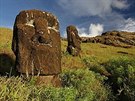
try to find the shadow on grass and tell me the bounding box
[0,53,18,76]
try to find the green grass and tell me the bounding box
[81,42,135,62]
[0,27,13,52]
[0,76,77,101]
[62,40,135,69]
[0,27,135,101]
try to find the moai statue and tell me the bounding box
[12,10,61,86]
[66,25,81,56]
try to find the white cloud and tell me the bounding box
[112,0,129,9]
[77,27,87,37]
[63,31,67,38]
[89,24,104,37]
[58,0,128,17]
[78,23,104,37]
[118,18,135,32]
[62,24,104,38]
[77,18,135,38]
[63,18,135,38]
[58,0,134,37]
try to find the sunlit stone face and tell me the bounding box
[12,10,61,76]
[66,25,81,56]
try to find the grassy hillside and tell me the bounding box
[0,27,135,101]
[0,27,13,52]
[0,27,135,67]
[62,38,135,70]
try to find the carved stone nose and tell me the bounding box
[30,17,52,45]
[34,18,48,34]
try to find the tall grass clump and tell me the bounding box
[0,77,30,101]
[104,57,135,101]
[0,76,77,101]
[0,71,112,101]
[82,56,110,76]
[61,68,112,101]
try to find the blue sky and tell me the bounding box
[0,0,135,37]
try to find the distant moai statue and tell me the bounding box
[12,9,61,86]
[66,25,81,56]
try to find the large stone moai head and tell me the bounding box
[66,25,81,56]
[12,10,61,75]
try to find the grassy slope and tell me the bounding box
[0,27,135,69]
[0,27,135,100]
[62,39,135,69]
[0,27,13,50]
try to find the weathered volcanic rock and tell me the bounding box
[81,31,135,48]
[12,9,61,75]
[66,25,81,56]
